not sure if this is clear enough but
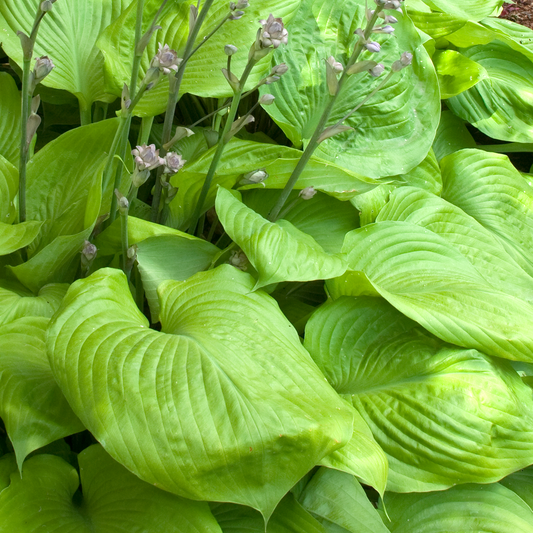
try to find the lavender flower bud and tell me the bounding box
[33,56,54,84]
[325,56,343,95]
[163,152,186,175]
[259,94,275,105]
[373,25,395,34]
[365,41,381,53]
[230,11,245,20]
[299,186,316,200]
[326,56,344,74]
[224,44,238,56]
[40,0,54,12]
[264,75,281,84]
[132,144,165,171]
[271,63,288,75]
[392,51,413,71]
[81,241,97,263]
[384,14,399,23]
[369,63,385,77]
[230,0,249,10]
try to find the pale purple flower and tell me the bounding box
[259,14,288,48]
[151,43,181,75]
[373,25,395,34]
[392,51,413,72]
[299,186,317,200]
[162,152,186,175]
[132,144,165,171]
[365,41,381,53]
[33,56,54,83]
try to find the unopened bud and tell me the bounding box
[264,75,280,85]
[224,44,238,56]
[392,51,413,71]
[365,41,381,53]
[259,94,275,105]
[271,63,288,75]
[163,127,195,150]
[40,0,54,12]
[240,169,268,185]
[373,25,394,34]
[81,241,97,262]
[369,63,385,77]
[347,60,378,75]
[26,113,41,147]
[299,186,316,200]
[325,56,343,96]
[317,124,353,144]
[31,56,54,91]
[189,5,198,35]
[228,250,249,271]
[115,189,129,213]
[230,10,245,20]
[127,244,137,261]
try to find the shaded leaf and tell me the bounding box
[0,73,21,167]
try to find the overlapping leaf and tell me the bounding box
[0,445,221,532]
[0,221,42,256]
[0,154,18,224]
[305,297,533,492]
[47,266,353,519]
[0,73,21,167]
[0,317,83,468]
[423,0,503,20]
[260,0,440,178]
[328,220,533,362]
[441,149,533,277]
[98,0,303,117]
[216,188,347,289]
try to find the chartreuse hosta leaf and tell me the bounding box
[405,2,467,40]
[432,111,476,162]
[423,0,503,20]
[299,468,389,533]
[216,188,347,289]
[98,0,302,117]
[328,221,533,363]
[0,221,43,256]
[377,187,533,303]
[0,73,21,167]
[447,41,533,142]
[441,149,533,277]
[47,267,353,519]
[260,0,439,179]
[212,494,326,533]
[0,445,221,532]
[0,0,129,115]
[168,138,376,231]
[136,234,219,322]
[304,297,533,492]
[0,280,67,326]
[0,317,83,469]
[382,484,533,533]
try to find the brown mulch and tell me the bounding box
[500,0,533,29]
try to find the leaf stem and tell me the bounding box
[188,59,256,234]
[151,0,218,223]
[267,9,382,222]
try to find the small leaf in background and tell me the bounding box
[0,73,22,167]
[212,493,326,533]
[299,468,389,533]
[260,0,440,178]
[216,188,348,289]
[0,154,18,225]
[382,483,533,532]
[329,221,533,363]
[0,445,221,532]
[447,41,533,142]
[0,281,67,326]
[432,111,476,162]
[0,0,129,116]
[47,267,353,519]
[0,317,84,469]
[0,221,43,257]
[305,296,533,491]
[136,234,219,322]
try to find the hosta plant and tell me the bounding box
[2,0,533,531]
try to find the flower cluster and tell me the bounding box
[250,14,288,61]
[131,144,185,188]
[151,43,181,75]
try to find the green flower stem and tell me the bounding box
[151,0,217,223]
[267,9,382,222]
[18,7,47,225]
[93,101,109,122]
[188,59,256,235]
[137,116,154,146]
[120,207,129,276]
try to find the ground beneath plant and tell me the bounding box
[500,0,533,29]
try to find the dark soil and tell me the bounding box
[500,0,533,29]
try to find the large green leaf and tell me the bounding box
[328,221,533,363]
[0,317,83,469]
[0,0,129,113]
[0,281,67,326]
[299,468,389,533]
[216,188,348,289]
[136,234,219,322]
[98,0,303,117]
[441,149,533,277]
[212,494,327,533]
[260,0,440,178]
[304,297,533,492]
[501,467,533,508]
[382,483,533,532]
[406,4,467,40]
[432,111,476,162]
[47,267,353,519]
[168,138,376,231]
[0,445,222,532]
[377,186,533,303]
[447,41,533,142]
[0,73,21,167]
